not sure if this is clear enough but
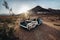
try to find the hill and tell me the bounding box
[29,6,60,15]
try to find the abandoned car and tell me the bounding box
[20,18,42,30]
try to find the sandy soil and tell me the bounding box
[14,17,60,40]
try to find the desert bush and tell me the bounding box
[54,24,60,26]
[5,18,12,23]
[0,18,13,23]
[0,18,5,23]
[0,25,18,40]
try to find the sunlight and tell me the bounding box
[19,5,30,13]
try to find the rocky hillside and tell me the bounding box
[29,6,60,15]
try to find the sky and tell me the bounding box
[0,0,60,14]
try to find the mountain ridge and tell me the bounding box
[29,5,60,15]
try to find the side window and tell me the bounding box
[33,19,36,21]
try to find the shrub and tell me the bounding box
[0,25,18,40]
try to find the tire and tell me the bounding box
[28,26,31,30]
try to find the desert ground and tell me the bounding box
[13,15,60,40]
[0,14,60,40]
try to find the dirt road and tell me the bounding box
[14,18,60,40]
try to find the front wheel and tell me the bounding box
[28,26,31,30]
